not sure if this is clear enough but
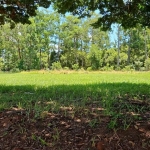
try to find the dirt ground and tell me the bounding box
[0,107,150,150]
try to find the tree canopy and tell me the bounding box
[0,1,150,30]
[52,0,150,30]
[0,0,51,26]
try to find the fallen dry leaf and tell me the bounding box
[145,131,150,137]
[0,107,150,150]
[96,141,104,150]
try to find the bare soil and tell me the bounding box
[0,106,150,150]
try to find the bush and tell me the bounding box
[122,65,134,71]
[72,63,79,70]
[79,67,85,71]
[134,61,143,71]
[144,58,150,71]
[122,66,130,71]
[63,67,69,70]
[0,58,3,71]
[10,68,20,73]
[140,67,145,71]
[51,61,62,70]
[87,67,93,71]
[45,68,50,71]
[100,66,114,71]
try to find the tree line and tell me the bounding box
[0,10,150,72]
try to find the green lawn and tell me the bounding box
[0,71,150,86]
[0,71,150,128]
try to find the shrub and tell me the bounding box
[144,58,150,71]
[134,61,143,71]
[72,63,79,70]
[51,61,62,70]
[87,67,93,71]
[100,66,114,71]
[0,58,3,71]
[10,68,20,73]
[63,67,69,70]
[79,67,85,71]
[140,67,145,71]
[122,66,130,71]
[122,65,134,71]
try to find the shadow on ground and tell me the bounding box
[0,83,150,149]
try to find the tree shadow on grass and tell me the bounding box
[0,83,150,150]
[0,82,149,111]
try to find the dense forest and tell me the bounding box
[1,9,150,72]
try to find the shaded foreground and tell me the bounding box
[0,73,150,149]
[0,106,149,150]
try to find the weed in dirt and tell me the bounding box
[88,119,99,128]
[52,128,61,142]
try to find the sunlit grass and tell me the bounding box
[0,71,150,129]
[0,71,150,86]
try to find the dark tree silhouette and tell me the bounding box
[0,0,51,26]
[1,1,150,30]
[52,0,150,30]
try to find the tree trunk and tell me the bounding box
[117,25,120,68]
[144,29,148,59]
[40,49,42,69]
[127,31,131,65]
[18,47,21,60]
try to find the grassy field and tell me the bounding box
[0,71,150,128]
[0,71,150,149]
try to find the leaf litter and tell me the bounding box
[0,101,150,150]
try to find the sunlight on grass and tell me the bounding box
[0,71,149,129]
[0,71,150,86]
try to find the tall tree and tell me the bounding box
[117,25,121,68]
